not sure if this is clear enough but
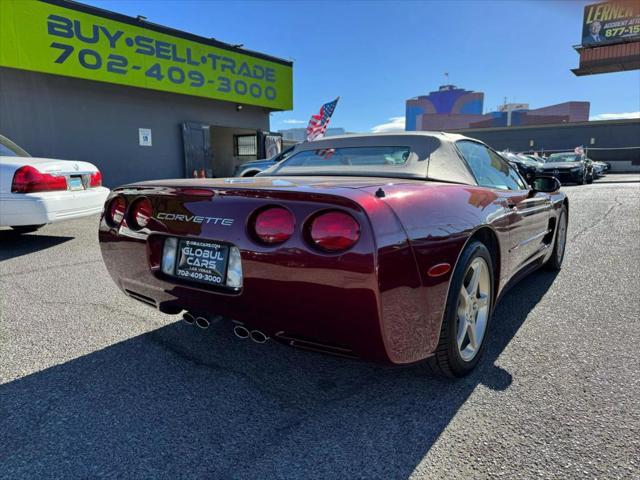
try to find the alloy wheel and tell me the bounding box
[456,257,491,362]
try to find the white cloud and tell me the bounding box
[589,111,640,121]
[281,119,306,124]
[371,116,405,133]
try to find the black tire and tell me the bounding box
[545,206,568,271]
[428,241,494,378]
[577,174,585,185]
[10,225,44,234]
[586,171,594,184]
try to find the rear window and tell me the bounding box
[271,146,411,176]
[547,153,580,163]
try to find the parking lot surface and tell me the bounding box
[1,177,639,479]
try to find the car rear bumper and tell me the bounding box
[100,227,394,363]
[0,187,110,226]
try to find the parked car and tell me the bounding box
[542,152,594,185]
[99,132,567,377]
[233,146,296,177]
[500,151,543,182]
[0,134,109,233]
[592,160,608,177]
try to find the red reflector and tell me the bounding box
[309,211,360,252]
[11,165,67,193]
[107,197,126,226]
[178,188,214,197]
[129,198,152,229]
[427,263,451,278]
[90,171,102,187]
[253,207,294,244]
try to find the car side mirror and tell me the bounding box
[529,175,560,194]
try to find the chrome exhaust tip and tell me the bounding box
[183,312,195,325]
[195,316,210,329]
[250,330,269,344]
[233,325,250,339]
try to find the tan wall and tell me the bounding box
[210,126,257,177]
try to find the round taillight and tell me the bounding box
[130,198,153,229]
[309,211,360,252]
[107,197,126,227]
[253,207,295,244]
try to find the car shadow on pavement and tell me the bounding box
[0,270,557,479]
[0,230,74,261]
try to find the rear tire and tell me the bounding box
[586,171,594,184]
[545,206,568,271]
[10,225,44,234]
[428,241,494,378]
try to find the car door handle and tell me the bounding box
[506,201,517,210]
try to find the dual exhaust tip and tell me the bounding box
[233,325,268,344]
[182,312,209,329]
[182,312,268,343]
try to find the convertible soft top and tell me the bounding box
[282,132,479,185]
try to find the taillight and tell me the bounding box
[129,198,152,229]
[11,165,67,193]
[90,170,102,187]
[107,196,126,227]
[308,211,360,252]
[252,207,295,244]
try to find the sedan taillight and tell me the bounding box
[11,165,67,193]
[308,211,360,252]
[90,171,102,187]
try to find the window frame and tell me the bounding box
[454,140,528,191]
[233,134,258,157]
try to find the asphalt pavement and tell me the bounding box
[1,175,638,479]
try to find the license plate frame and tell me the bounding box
[173,239,229,286]
[68,176,84,191]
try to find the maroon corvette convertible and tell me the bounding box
[99,133,568,376]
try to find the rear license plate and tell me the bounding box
[68,176,84,191]
[174,239,228,286]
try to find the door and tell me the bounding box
[456,141,551,275]
[181,123,211,178]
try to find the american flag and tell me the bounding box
[306,97,340,141]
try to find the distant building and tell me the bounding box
[406,85,485,131]
[406,84,590,131]
[469,102,590,128]
[278,127,346,142]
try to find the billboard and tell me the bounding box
[582,1,640,47]
[0,0,293,110]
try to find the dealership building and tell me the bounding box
[0,0,293,187]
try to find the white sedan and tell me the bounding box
[0,134,109,233]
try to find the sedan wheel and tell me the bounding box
[456,258,491,362]
[428,241,494,377]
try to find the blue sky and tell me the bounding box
[83,0,639,133]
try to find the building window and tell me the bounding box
[234,135,257,156]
